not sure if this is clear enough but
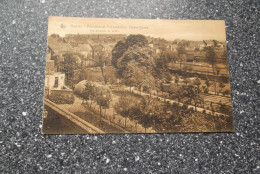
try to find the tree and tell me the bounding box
[52,54,63,72]
[61,53,77,87]
[193,94,204,111]
[114,96,136,127]
[126,34,148,46]
[142,73,156,96]
[205,46,217,94]
[82,82,95,104]
[114,35,156,91]
[80,82,112,119]
[177,43,186,68]
[138,98,158,133]
[89,44,110,84]
[112,34,148,69]
[95,89,111,119]
[153,49,176,93]
[185,84,203,111]
[205,46,217,71]
[193,77,201,94]
[129,106,142,132]
[111,41,128,69]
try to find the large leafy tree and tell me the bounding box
[112,34,148,68]
[112,35,156,92]
[153,49,176,88]
[111,40,128,68]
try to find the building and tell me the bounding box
[45,72,65,91]
[44,56,73,98]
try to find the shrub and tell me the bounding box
[47,93,75,104]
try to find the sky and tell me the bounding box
[48,16,227,41]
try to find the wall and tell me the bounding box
[45,73,65,90]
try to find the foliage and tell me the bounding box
[177,43,186,55]
[82,82,96,101]
[89,44,110,84]
[114,96,137,127]
[113,35,156,92]
[76,81,112,116]
[193,77,201,94]
[114,93,233,132]
[95,88,111,109]
[112,34,148,69]
[60,53,78,87]
[111,40,128,68]
[47,93,75,104]
[205,46,217,66]
[51,54,63,72]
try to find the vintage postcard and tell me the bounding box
[42,16,234,134]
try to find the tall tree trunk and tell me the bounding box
[100,65,106,84]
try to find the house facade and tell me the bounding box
[44,56,73,98]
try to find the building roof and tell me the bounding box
[48,37,73,53]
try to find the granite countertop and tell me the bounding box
[0,0,259,173]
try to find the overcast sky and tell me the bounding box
[48,16,227,41]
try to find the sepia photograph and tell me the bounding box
[42,17,234,134]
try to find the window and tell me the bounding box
[54,77,58,88]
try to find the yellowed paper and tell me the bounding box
[42,16,233,134]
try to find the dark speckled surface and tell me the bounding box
[0,0,259,173]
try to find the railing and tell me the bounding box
[44,99,104,134]
[81,104,132,133]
